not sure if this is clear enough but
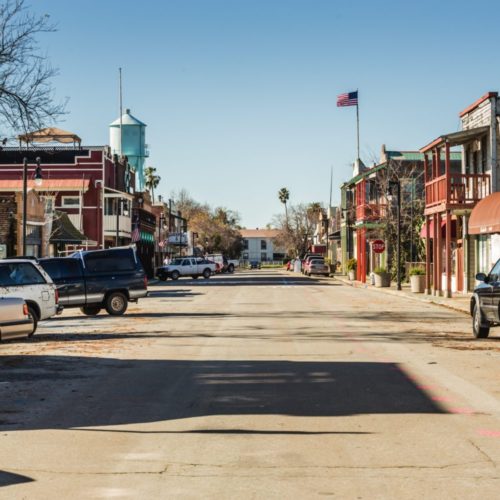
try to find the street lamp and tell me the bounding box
[387,180,402,291]
[22,157,42,256]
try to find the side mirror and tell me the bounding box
[475,273,487,282]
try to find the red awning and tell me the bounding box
[469,192,500,235]
[0,179,90,192]
[420,218,457,239]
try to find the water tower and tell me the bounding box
[110,109,148,190]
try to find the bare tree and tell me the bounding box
[0,0,65,135]
[373,158,425,277]
[273,203,321,257]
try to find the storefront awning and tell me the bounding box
[0,179,90,192]
[50,211,89,243]
[469,192,500,235]
[420,218,457,239]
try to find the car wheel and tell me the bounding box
[473,303,490,338]
[27,305,38,337]
[80,306,101,316]
[227,264,235,274]
[105,292,128,316]
[159,274,167,281]
[202,268,211,279]
[171,270,180,280]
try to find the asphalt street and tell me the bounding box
[1,269,499,499]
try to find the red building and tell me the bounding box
[0,140,135,256]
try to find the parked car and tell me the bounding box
[156,257,217,281]
[304,258,329,277]
[0,297,34,340]
[249,261,261,269]
[39,246,147,316]
[206,254,239,273]
[301,254,323,273]
[470,258,500,338]
[0,259,61,332]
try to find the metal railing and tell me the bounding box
[356,203,387,222]
[103,215,131,234]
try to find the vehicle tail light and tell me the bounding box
[55,289,59,304]
[144,276,148,289]
[23,303,29,316]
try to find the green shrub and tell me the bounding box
[373,266,387,275]
[409,267,425,276]
[346,258,357,271]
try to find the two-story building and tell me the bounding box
[240,229,285,263]
[420,92,500,296]
[0,128,135,256]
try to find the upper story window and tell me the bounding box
[243,239,248,250]
[61,196,80,208]
[261,239,267,250]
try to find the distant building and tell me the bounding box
[239,229,285,262]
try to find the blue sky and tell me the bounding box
[31,0,500,227]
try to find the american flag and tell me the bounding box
[131,225,140,242]
[337,91,358,107]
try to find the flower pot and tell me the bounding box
[348,270,356,281]
[410,274,426,293]
[374,272,391,288]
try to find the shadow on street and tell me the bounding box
[0,356,445,431]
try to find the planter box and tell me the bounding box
[374,272,391,288]
[348,270,356,281]
[410,275,425,293]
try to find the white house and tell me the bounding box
[239,229,285,263]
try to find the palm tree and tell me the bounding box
[278,187,290,225]
[144,166,161,203]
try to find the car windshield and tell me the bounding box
[311,259,324,265]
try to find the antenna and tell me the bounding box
[119,67,123,157]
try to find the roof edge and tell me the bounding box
[459,92,498,118]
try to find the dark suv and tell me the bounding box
[39,246,148,316]
[471,259,500,338]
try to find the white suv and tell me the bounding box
[0,259,61,333]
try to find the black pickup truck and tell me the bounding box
[39,246,148,316]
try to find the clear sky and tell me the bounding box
[30,0,500,227]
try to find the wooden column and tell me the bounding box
[445,210,452,298]
[436,212,442,295]
[425,214,431,294]
[445,142,451,204]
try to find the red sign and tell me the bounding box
[372,239,385,253]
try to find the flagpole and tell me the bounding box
[356,89,360,160]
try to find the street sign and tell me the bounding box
[372,239,385,253]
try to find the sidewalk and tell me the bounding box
[333,274,471,315]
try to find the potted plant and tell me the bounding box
[346,258,357,280]
[373,266,391,287]
[409,267,426,293]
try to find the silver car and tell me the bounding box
[0,297,35,340]
[306,259,330,277]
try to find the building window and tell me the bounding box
[261,252,267,262]
[261,239,267,250]
[61,196,80,208]
[243,239,248,250]
[242,253,248,260]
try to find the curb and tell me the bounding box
[334,276,470,316]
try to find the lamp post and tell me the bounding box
[22,157,42,256]
[158,212,165,266]
[388,180,402,291]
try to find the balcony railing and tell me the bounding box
[425,173,490,208]
[356,203,387,222]
[104,215,132,234]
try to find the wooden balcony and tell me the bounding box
[356,203,386,223]
[425,173,490,213]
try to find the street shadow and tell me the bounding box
[155,273,337,287]
[0,356,445,431]
[0,470,34,488]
